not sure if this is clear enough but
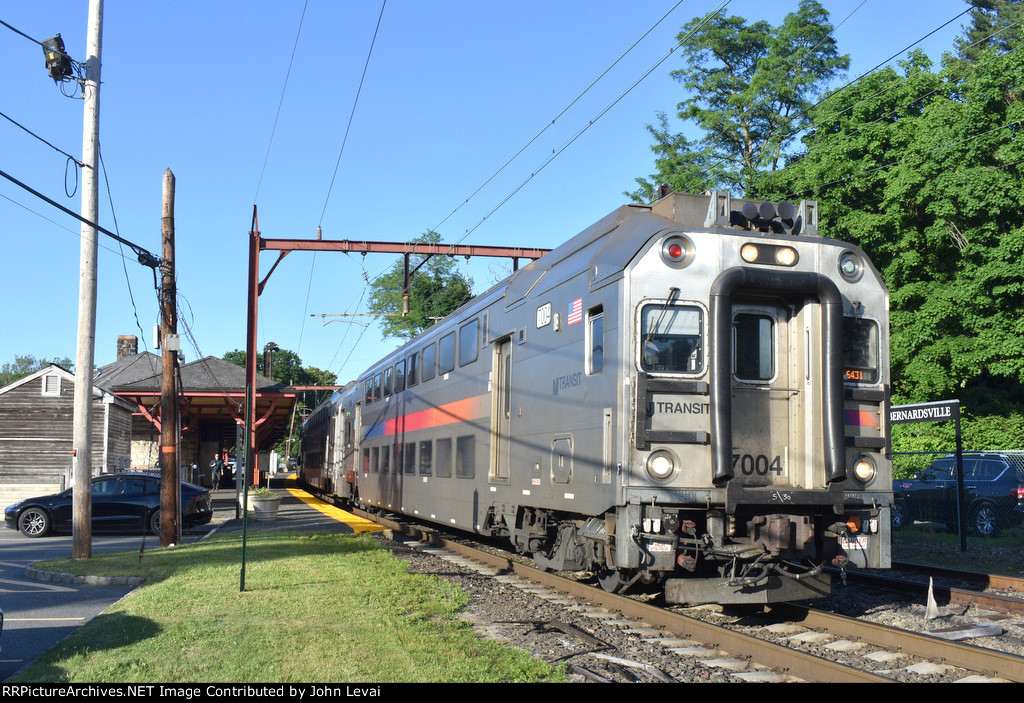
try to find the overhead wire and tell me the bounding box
[428,0,691,236]
[675,6,983,196]
[253,0,310,204]
[1,13,155,351]
[98,145,151,353]
[296,0,387,366]
[329,0,724,382]
[412,0,732,260]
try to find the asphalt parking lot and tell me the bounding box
[0,494,231,681]
[0,478,361,681]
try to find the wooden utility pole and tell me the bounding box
[71,0,103,559]
[159,169,180,546]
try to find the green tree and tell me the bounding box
[629,0,849,201]
[366,231,474,341]
[954,0,1024,61]
[0,354,74,387]
[755,44,1024,447]
[222,348,336,389]
[222,347,338,459]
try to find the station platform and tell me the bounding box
[206,474,384,536]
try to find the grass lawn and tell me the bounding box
[13,530,564,683]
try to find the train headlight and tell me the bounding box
[852,455,876,484]
[646,449,677,481]
[660,235,694,268]
[740,243,798,267]
[839,251,863,281]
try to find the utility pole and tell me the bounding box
[160,169,180,546]
[71,0,103,560]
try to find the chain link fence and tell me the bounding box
[890,450,1024,574]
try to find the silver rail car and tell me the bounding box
[300,190,892,605]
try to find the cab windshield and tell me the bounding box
[640,304,703,374]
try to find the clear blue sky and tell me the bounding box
[1,0,974,385]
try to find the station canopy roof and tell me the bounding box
[97,354,297,450]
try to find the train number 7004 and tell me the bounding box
[733,453,784,476]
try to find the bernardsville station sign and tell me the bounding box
[890,399,960,425]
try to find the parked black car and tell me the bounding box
[892,453,1024,537]
[4,473,213,538]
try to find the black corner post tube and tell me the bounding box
[709,267,846,485]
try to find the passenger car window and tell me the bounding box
[407,353,418,387]
[459,320,479,366]
[421,343,436,382]
[418,440,432,475]
[435,438,452,478]
[395,359,406,392]
[588,306,604,375]
[439,332,456,375]
[456,436,475,479]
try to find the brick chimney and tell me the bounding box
[117,335,138,360]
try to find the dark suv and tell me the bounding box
[892,453,1024,537]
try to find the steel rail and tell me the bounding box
[892,561,1024,594]
[775,603,1024,682]
[358,509,890,683]
[844,569,1024,616]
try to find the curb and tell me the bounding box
[21,521,230,588]
[24,567,146,587]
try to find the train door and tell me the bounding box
[729,299,797,488]
[352,402,363,500]
[490,337,513,482]
[330,411,344,491]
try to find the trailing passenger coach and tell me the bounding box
[300,190,892,605]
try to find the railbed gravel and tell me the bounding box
[373,530,1024,683]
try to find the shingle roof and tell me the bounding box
[102,355,288,394]
[94,352,162,391]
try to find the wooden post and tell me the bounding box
[71,0,103,559]
[159,169,180,545]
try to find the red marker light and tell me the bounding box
[661,236,693,266]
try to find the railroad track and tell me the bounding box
[842,565,1024,616]
[351,505,1021,683]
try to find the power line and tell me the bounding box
[322,1,726,380]
[675,7,985,196]
[295,0,387,362]
[253,0,310,204]
[0,166,159,268]
[0,109,84,167]
[317,0,388,228]
[0,17,48,48]
[447,0,732,251]
[428,0,691,237]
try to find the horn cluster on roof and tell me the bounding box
[703,190,819,235]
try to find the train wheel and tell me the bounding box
[597,567,627,593]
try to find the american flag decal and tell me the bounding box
[567,298,583,325]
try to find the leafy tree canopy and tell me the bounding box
[629,0,848,201]
[222,347,337,389]
[366,230,474,341]
[223,347,339,458]
[954,0,1024,61]
[0,354,74,388]
[753,41,1024,445]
